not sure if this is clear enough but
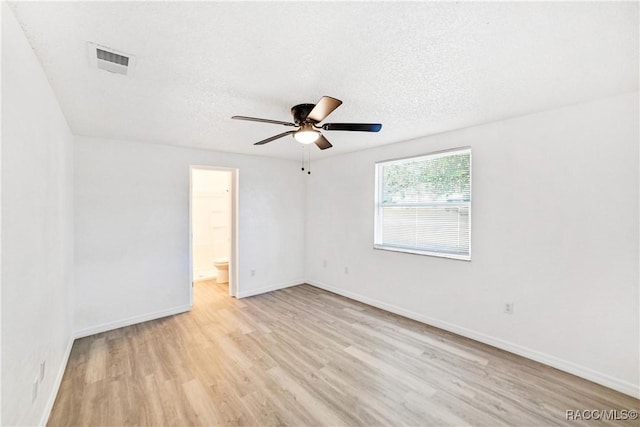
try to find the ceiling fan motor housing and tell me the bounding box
[291,104,316,125]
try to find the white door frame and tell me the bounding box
[189,165,240,305]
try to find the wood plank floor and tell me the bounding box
[48,282,639,426]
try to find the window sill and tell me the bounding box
[373,244,471,261]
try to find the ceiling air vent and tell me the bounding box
[87,42,136,76]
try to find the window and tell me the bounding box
[374,148,472,260]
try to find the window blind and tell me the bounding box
[375,148,471,260]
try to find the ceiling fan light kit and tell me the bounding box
[294,124,320,144]
[232,96,382,151]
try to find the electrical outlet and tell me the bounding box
[504,302,514,314]
[344,267,349,274]
[32,378,38,403]
[250,269,255,277]
[323,260,327,268]
[39,361,46,382]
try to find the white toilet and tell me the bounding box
[213,257,229,284]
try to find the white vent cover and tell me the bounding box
[87,42,136,76]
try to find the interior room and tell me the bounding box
[1,1,638,426]
[191,167,234,293]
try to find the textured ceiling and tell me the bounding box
[8,1,639,160]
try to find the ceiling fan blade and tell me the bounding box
[307,96,342,123]
[232,115,296,127]
[254,130,296,145]
[314,134,333,150]
[321,123,382,132]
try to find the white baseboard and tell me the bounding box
[237,279,303,298]
[194,274,216,283]
[39,337,74,426]
[306,279,640,399]
[194,268,217,282]
[74,304,191,339]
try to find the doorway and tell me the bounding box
[189,166,238,304]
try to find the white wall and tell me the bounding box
[1,4,75,425]
[74,137,305,336]
[305,92,639,397]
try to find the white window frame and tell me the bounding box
[374,147,472,261]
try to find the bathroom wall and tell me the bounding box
[1,4,75,425]
[74,136,306,336]
[192,169,232,280]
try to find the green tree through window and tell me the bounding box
[383,153,470,203]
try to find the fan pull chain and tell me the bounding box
[301,149,305,172]
[307,149,311,175]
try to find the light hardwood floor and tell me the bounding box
[48,281,639,426]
